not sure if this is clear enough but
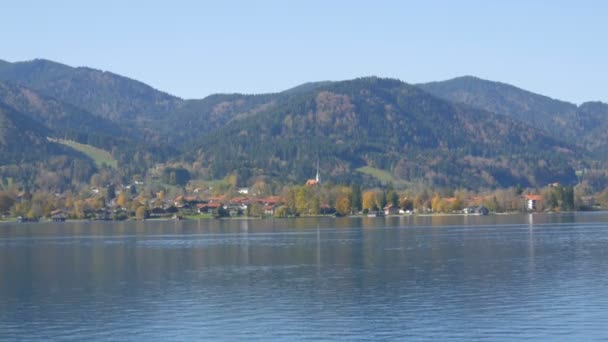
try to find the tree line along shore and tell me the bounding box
[1,176,605,223]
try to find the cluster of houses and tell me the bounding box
[15,173,594,222]
[379,204,490,216]
[173,195,283,217]
[146,192,552,219]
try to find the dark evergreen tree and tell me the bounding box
[350,184,362,211]
[106,184,116,202]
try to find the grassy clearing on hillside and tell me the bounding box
[48,138,117,168]
[356,166,407,187]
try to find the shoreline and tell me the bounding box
[2,209,606,225]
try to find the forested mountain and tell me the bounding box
[1,58,606,191]
[0,59,182,141]
[0,101,96,189]
[282,81,335,95]
[0,101,55,161]
[0,80,123,139]
[576,101,608,157]
[417,76,608,155]
[189,77,580,188]
[156,93,278,145]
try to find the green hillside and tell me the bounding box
[48,138,117,168]
[356,166,407,187]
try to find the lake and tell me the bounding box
[2,213,608,341]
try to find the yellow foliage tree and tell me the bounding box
[296,186,310,214]
[431,194,441,212]
[362,191,377,210]
[135,206,148,220]
[437,199,450,213]
[252,179,267,196]
[226,173,238,188]
[116,193,128,208]
[336,194,351,215]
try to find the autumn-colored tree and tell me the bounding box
[135,206,148,220]
[93,196,105,209]
[274,206,289,218]
[482,196,500,212]
[129,199,141,212]
[284,187,297,213]
[413,195,424,211]
[431,194,441,212]
[336,195,351,215]
[252,179,268,196]
[71,200,85,219]
[116,193,128,208]
[226,173,238,188]
[437,198,451,213]
[296,187,310,214]
[27,202,43,219]
[362,191,377,210]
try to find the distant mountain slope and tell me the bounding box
[577,101,608,156]
[417,76,608,154]
[157,84,337,146]
[0,101,97,189]
[157,93,278,146]
[188,77,580,188]
[418,76,579,138]
[0,80,170,173]
[0,101,94,178]
[0,101,54,162]
[0,59,183,136]
[282,81,335,95]
[0,80,123,137]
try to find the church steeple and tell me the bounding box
[305,160,321,186]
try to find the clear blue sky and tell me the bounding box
[2,0,607,103]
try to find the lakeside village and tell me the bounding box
[2,165,607,223]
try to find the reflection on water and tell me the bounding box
[1,213,608,341]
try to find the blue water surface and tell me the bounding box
[1,213,608,341]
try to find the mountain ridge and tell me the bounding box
[417,76,608,155]
[0,57,605,191]
[0,59,183,139]
[189,77,580,188]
